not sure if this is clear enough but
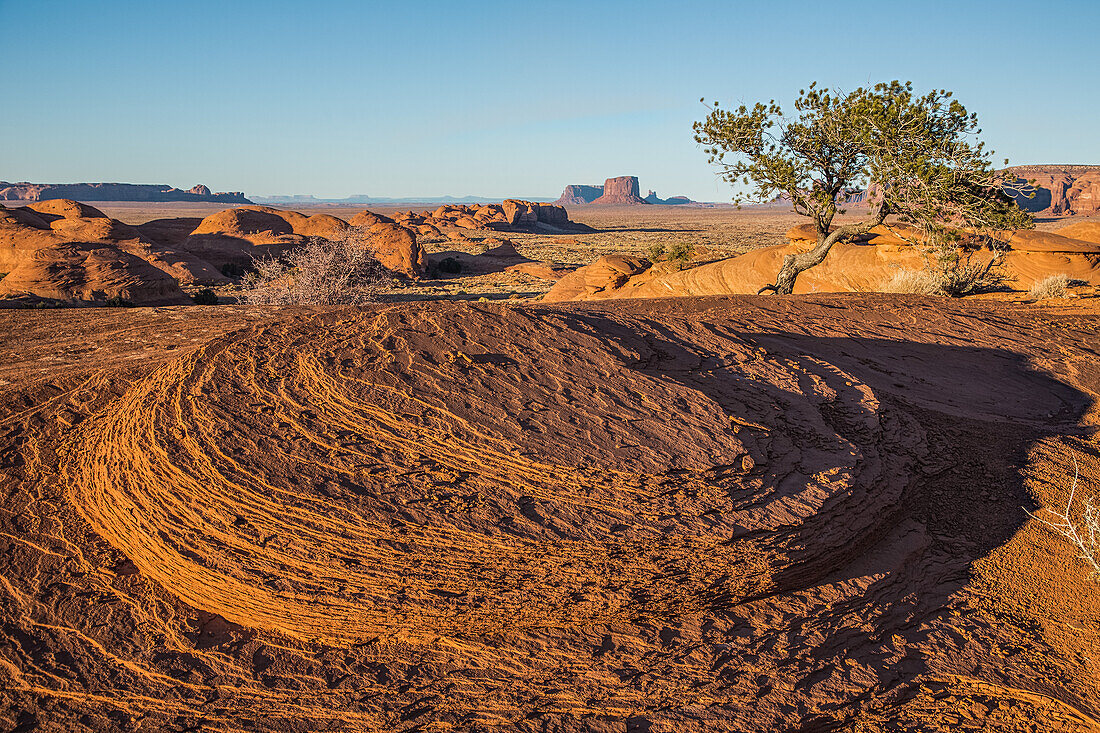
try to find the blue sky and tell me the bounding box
[1,0,1096,201]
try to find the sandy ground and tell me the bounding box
[1,293,1099,731]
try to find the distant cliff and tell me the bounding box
[1005,165,1100,215]
[554,177,694,206]
[0,182,252,204]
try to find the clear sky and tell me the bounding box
[1,0,1096,201]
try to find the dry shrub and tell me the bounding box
[242,228,391,305]
[1028,455,1099,579]
[1028,274,1070,300]
[880,268,943,295]
[922,239,1011,297]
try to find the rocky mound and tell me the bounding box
[426,238,571,280]
[178,206,351,268]
[1006,165,1100,215]
[1,298,1097,730]
[0,242,191,305]
[1055,219,1100,244]
[0,181,252,204]
[376,200,591,237]
[545,224,1100,302]
[0,201,226,300]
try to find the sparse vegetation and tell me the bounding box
[191,288,218,305]
[437,257,462,274]
[1028,455,1099,579]
[104,296,135,308]
[880,235,1011,297]
[220,262,246,279]
[695,81,1034,293]
[241,230,391,306]
[920,234,1011,297]
[667,242,695,269]
[647,242,666,262]
[1029,274,1071,300]
[880,268,942,295]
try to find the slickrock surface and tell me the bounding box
[0,295,1097,730]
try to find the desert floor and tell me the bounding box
[1,205,1099,732]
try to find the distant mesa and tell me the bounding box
[1006,165,1100,215]
[0,182,252,204]
[554,176,694,206]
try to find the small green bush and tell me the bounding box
[104,296,135,308]
[647,243,667,262]
[192,288,219,305]
[667,242,695,269]
[438,257,462,274]
[220,262,246,279]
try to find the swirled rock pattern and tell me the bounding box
[0,296,1098,731]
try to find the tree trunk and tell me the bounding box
[758,236,838,295]
[759,214,888,295]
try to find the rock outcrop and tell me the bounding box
[555,184,604,206]
[0,243,192,305]
[543,224,1100,302]
[1006,165,1100,215]
[361,222,425,278]
[0,182,252,204]
[0,201,226,290]
[554,178,693,206]
[178,206,350,268]
[591,176,647,205]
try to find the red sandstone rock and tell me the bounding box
[591,176,647,205]
[364,222,425,278]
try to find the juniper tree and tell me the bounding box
[693,81,1033,294]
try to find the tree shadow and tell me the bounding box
[544,305,1092,725]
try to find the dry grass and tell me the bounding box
[880,269,943,295]
[1029,274,1070,300]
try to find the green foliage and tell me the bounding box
[104,296,135,308]
[647,243,667,262]
[667,242,695,269]
[438,257,462,274]
[192,288,219,305]
[694,81,1034,292]
[220,262,246,279]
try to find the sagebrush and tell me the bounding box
[1028,274,1070,300]
[241,228,391,305]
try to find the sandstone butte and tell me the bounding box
[544,221,1100,302]
[1,294,1099,731]
[0,200,585,304]
[554,176,694,206]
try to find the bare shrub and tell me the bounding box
[881,227,1012,297]
[1027,455,1100,578]
[241,228,391,305]
[921,235,1011,297]
[1028,274,1070,300]
[880,268,943,295]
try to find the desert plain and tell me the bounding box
[0,200,1098,732]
